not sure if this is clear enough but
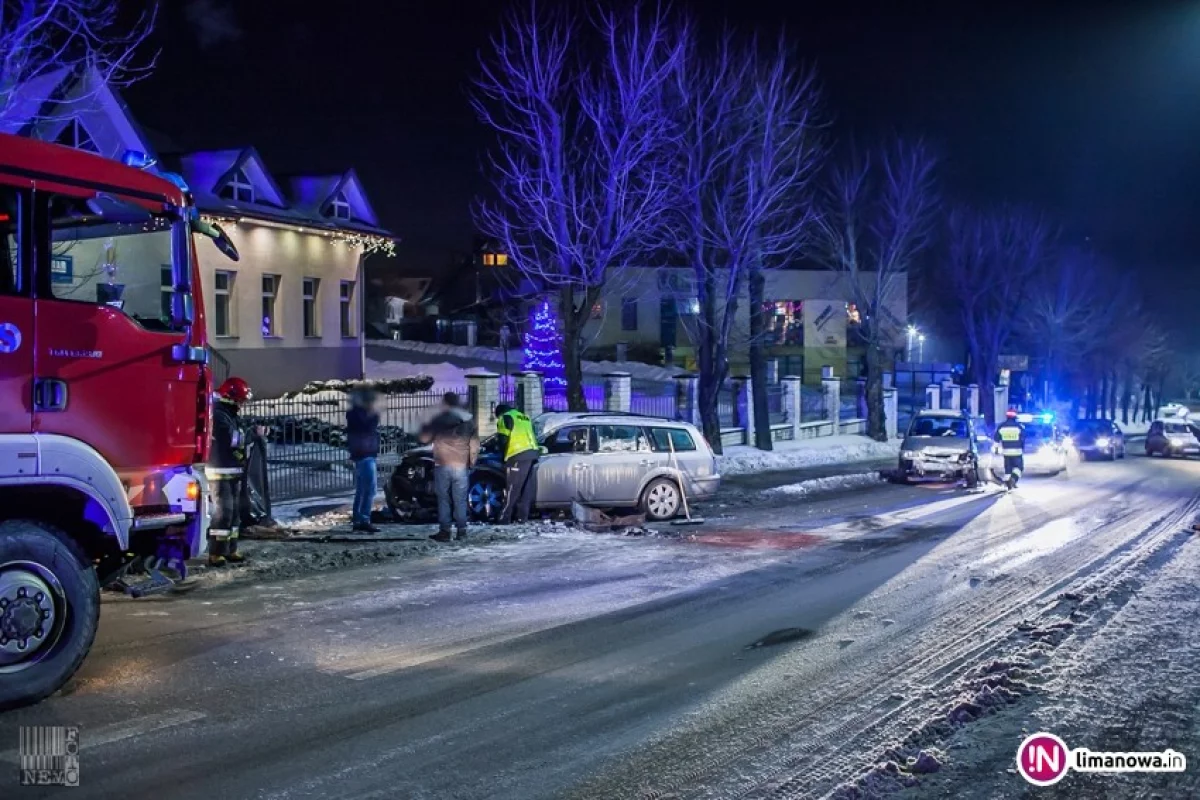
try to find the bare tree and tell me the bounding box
[665,26,823,451]
[473,2,682,410]
[946,206,1052,422]
[1021,244,1102,405]
[817,140,937,441]
[0,0,156,127]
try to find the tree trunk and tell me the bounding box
[1120,369,1132,425]
[865,340,886,441]
[747,264,771,451]
[696,269,724,453]
[560,287,586,412]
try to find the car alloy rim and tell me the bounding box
[647,483,679,518]
[0,560,65,672]
[469,482,499,516]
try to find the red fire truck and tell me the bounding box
[0,134,238,709]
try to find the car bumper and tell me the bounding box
[1163,444,1200,456]
[688,474,721,499]
[899,457,971,479]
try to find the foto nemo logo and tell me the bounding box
[1017,732,1070,786]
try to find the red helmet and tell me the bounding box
[217,377,252,404]
[1005,408,1018,419]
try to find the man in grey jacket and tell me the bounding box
[420,392,480,542]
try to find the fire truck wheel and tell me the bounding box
[0,519,100,711]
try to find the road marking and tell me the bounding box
[0,710,206,763]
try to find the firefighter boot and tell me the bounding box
[207,534,228,567]
[224,536,246,565]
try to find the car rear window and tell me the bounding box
[649,427,697,453]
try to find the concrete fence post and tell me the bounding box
[822,366,841,435]
[603,372,632,413]
[674,373,700,426]
[734,376,755,447]
[926,384,941,411]
[946,384,962,412]
[782,375,803,440]
[515,371,544,419]
[766,358,780,385]
[966,384,980,418]
[884,387,899,440]
[466,372,500,438]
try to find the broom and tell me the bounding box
[667,433,705,526]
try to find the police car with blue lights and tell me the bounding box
[1014,411,1073,474]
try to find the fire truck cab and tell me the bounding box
[0,134,238,709]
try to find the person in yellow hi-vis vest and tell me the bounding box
[994,408,1026,489]
[494,404,541,524]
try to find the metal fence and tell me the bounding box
[241,388,459,501]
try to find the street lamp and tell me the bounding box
[906,325,919,363]
[918,333,926,364]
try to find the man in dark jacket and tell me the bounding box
[420,392,480,542]
[347,389,382,533]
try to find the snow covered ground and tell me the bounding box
[718,434,899,476]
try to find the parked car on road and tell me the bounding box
[1071,418,1126,461]
[1145,419,1200,459]
[386,412,720,522]
[897,409,985,487]
[1015,413,1072,474]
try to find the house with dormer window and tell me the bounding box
[1,69,396,396]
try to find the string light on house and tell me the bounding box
[200,214,396,256]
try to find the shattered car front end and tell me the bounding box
[899,440,978,482]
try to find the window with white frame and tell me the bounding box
[329,191,351,220]
[302,277,320,337]
[340,280,355,337]
[214,270,236,336]
[219,168,255,204]
[261,274,279,336]
[54,119,99,154]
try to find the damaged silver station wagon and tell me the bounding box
[897,409,987,488]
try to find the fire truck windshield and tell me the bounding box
[48,195,190,333]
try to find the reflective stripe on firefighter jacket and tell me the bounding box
[995,421,1025,457]
[497,409,538,461]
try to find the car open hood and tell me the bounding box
[901,436,971,455]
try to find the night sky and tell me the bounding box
[124,0,1200,330]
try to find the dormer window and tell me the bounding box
[329,191,351,220]
[54,119,99,154]
[219,168,255,204]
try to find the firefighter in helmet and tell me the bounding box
[206,377,253,566]
[994,408,1026,489]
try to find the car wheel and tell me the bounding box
[468,477,503,523]
[641,477,682,521]
[0,520,100,711]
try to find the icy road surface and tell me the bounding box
[4,453,1200,799]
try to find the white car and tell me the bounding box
[1159,403,1190,420]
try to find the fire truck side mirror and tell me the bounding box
[210,224,239,262]
[172,291,195,326]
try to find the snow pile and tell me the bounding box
[718,435,899,476]
[372,339,681,384]
[366,358,472,388]
[765,472,886,498]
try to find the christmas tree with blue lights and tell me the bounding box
[523,300,566,392]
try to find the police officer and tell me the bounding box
[494,403,540,524]
[994,408,1026,489]
[206,377,254,566]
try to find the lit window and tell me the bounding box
[590,301,604,320]
[494,253,508,266]
[261,274,279,336]
[53,119,99,154]
[340,281,355,337]
[847,302,862,325]
[302,277,320,337]
[219,168,255,204]
[214,270,236,336]
[482,253,495,266]
[329,191,351,220]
